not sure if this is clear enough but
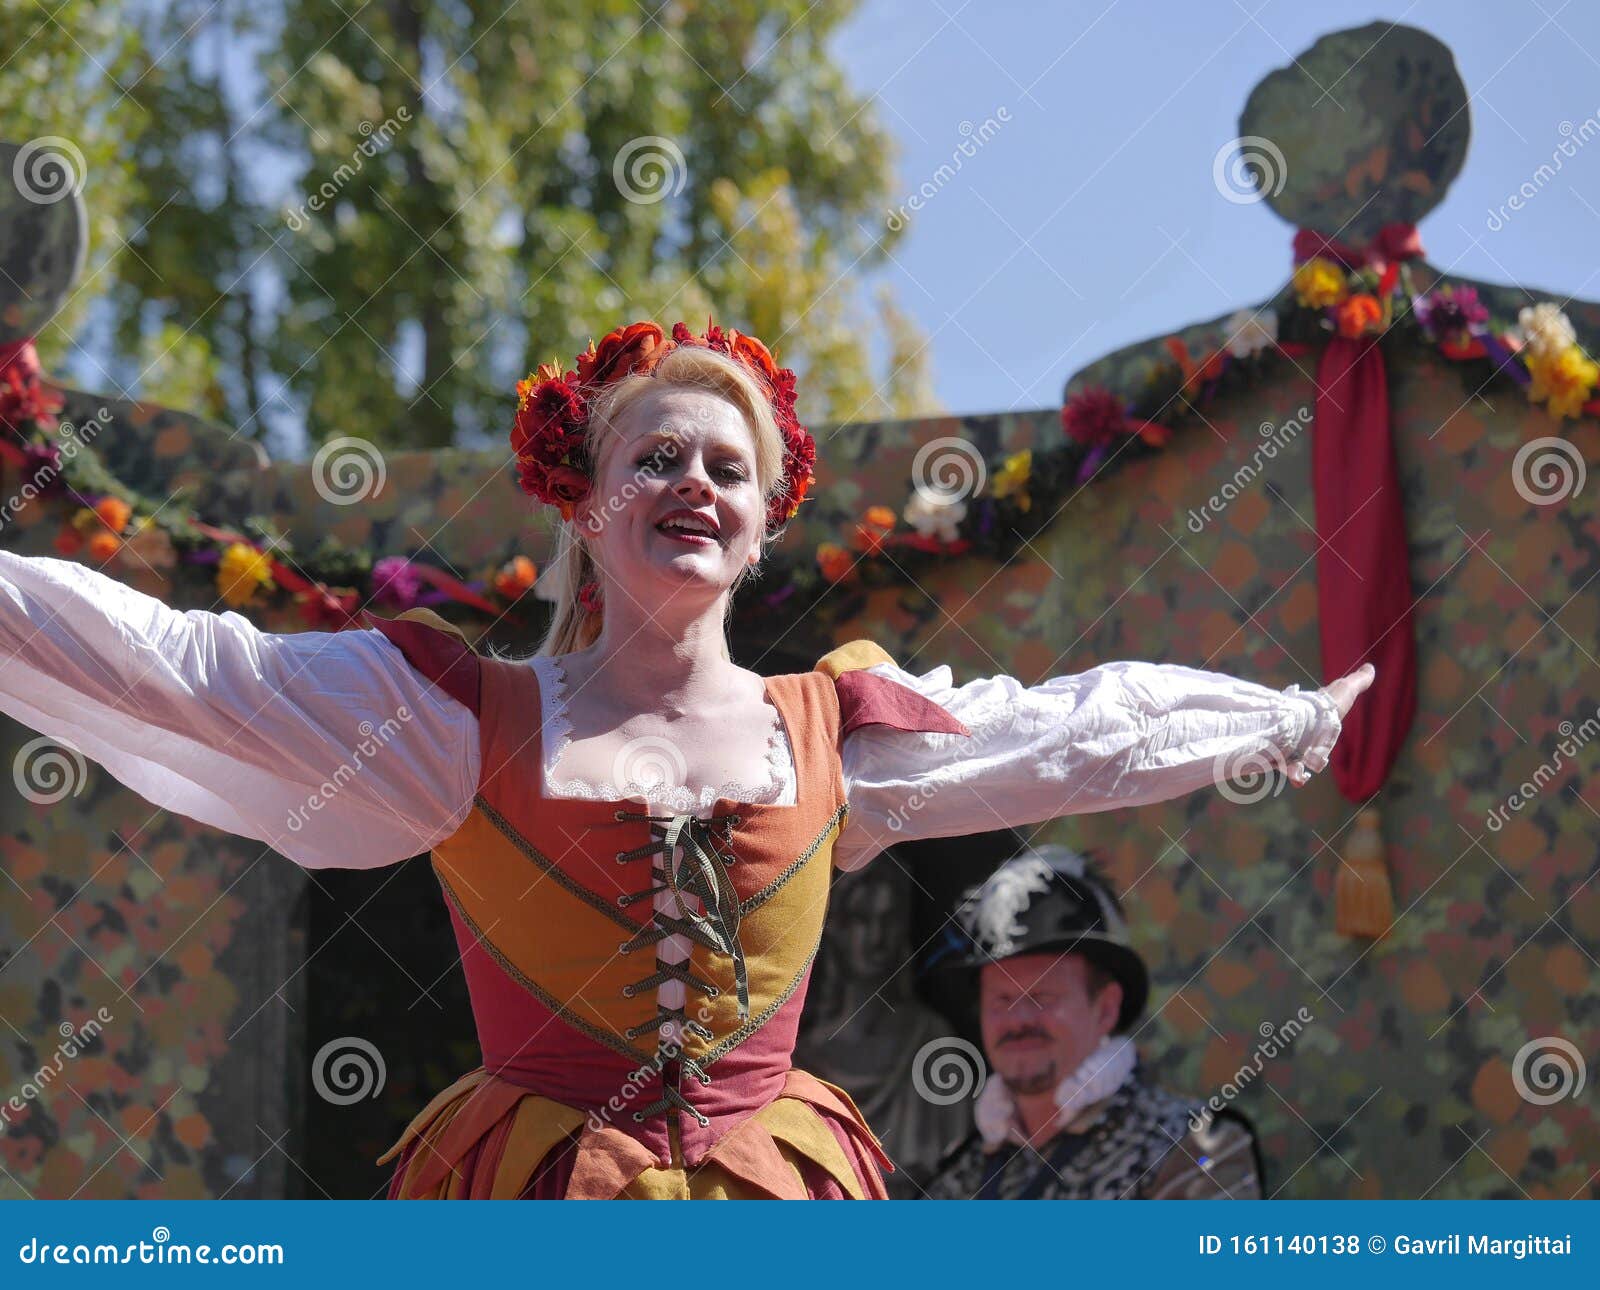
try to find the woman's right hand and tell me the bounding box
[1323,661,1377,719]
[1284,662,1375,786]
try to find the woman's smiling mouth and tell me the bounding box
[655,510,721,545]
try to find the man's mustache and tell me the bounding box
[995,1026,1051,1047]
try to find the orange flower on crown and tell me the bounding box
[574,321,671,386]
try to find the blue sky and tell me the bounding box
[830,1,1600,416]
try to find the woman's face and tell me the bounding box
[576,383,765,607]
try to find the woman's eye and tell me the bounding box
[714,464,747,483]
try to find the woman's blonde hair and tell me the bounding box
[537,344,785,656]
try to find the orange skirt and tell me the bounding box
[377,1067,892,1199]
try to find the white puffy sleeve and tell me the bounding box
[0,550,479,870]
[831,657,1342,872]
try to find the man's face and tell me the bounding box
[978,952,1122,1097]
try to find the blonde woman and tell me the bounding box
[0,319,1373,1198]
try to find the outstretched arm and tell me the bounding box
[832,656,1367,872]
[0,550,479,869]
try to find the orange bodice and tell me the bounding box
[378,649,891,1198]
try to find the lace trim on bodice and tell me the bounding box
[529,654,794,811]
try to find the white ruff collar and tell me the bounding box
[975,1034,1138,1149]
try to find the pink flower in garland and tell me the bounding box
[1415,285,1488,346]
[371,555,423,610]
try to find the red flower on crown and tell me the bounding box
[511,319,816,534]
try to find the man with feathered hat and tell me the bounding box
[923,843,1263,1199]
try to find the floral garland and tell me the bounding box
[798,232,1599,602]
[0,340,543,629]
[5,236,1596,642]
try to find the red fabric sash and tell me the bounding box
[1310,333,1419,801]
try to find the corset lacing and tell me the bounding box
[613,807,747,1127]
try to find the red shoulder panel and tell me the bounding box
[362,612,481,717]
[833,668,972,740]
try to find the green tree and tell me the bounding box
[3,0,937,451]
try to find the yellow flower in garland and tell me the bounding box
[218,542,275,608]
[990,449,1032,512]
[1525,344,1600,420]
[1292,257,1349,309]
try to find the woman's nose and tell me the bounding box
[674,471,713,503]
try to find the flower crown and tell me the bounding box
[511,319,816,536]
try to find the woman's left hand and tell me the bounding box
[1285,662,1376,788]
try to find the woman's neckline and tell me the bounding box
[529,653,797,811]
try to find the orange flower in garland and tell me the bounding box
[1334,293,1384,339]
[94,496,132,534]
[494,555,538,600]
[849,505,897,555]
[816,542,853,584]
